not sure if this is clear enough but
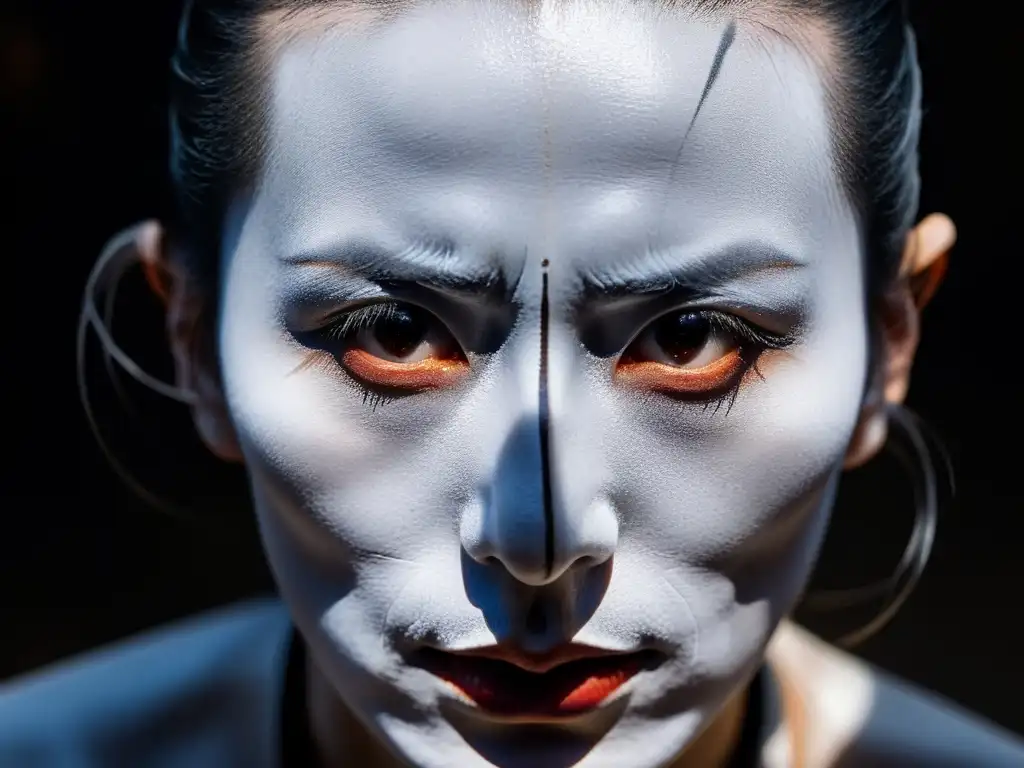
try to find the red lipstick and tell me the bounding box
[415,646,663,717]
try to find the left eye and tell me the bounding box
[615,310,762,399]
[629,311,733,369]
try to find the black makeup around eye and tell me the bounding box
[277,243,810,362]
[576,285,808,360]
[279,266,515,356]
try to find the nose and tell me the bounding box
[460,297,619,586]
[461,418,618,586]
[462,262,618,585]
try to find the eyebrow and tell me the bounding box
[576,241,807,302]
[281,238,511,298]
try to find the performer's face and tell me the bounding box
[216,2,866,765]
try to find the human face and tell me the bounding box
[216,1,866,766]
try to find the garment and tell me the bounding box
[1,599,1022,767]
[0,599,291,768]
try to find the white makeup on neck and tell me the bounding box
[216,1,867,765]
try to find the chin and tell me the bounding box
[374,685,722,768]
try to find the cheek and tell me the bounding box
[215,277,514,581]
[214,251,440,557]
[607,290,869,595]
[219,326,466,559]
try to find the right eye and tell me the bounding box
[320,302,470,393]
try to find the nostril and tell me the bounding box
[525,599,547,635]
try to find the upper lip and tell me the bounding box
[436,643,638,674]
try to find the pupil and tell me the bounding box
[654,312,710,364]
[374,307,428,358]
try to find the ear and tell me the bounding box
[844,213,956,469]
[132,220,244,463]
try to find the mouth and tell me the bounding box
[412,646,666,718]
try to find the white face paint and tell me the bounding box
[216,1,867,766]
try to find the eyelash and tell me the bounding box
[309,301,795,413]
[647,309,795,415]
[309,302,424,411]
[321,302,407,340]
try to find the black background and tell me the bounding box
[3,0,1021,737]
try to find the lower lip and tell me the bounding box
[415,649,663,717]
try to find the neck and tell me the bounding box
[307,656,404,768]
[307,658,755,768]
[669,683,752,768]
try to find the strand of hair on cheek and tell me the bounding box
[77,229,225,527]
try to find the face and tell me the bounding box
[215,2,867,766]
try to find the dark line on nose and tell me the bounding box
[539,264,555,579]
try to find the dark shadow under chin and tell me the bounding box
[439,695,630,768]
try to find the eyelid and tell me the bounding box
[280,279,391,332]
[619,306,795,361]
[323,301,410,340]
[666,296,802,337]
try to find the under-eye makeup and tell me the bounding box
[615,307,795,412]
[295,300,470,409]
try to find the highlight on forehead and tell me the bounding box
[253,0,842,111]
[248,0,851,200]
[252,0,843,120]
[250,0,843,121]
[253,0,835,51]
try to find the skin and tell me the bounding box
[128,1,955,765]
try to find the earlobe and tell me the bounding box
[844,402,887,470]
[134,220,244,464]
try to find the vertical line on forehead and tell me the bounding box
[655,19,737,239]
[536,18,556,579]
[539,263,555,578]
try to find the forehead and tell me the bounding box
[259,0,847,263]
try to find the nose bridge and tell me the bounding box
[545,319,619,578]
[462,284,618,587]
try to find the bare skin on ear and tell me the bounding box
[843,213,956,469]
[136,219,244,463]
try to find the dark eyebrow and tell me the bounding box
[577,241,807,302]
[282,238,510,298]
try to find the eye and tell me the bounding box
[353,303,442,363]
[615,309,785,401]
[319,302,469,394]
[634,311,731,369]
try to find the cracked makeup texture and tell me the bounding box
[216,2,865,766]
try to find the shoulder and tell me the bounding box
[0,598,292,768]
[767,621,1024,767]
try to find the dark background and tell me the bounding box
[3,0,1021,738]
